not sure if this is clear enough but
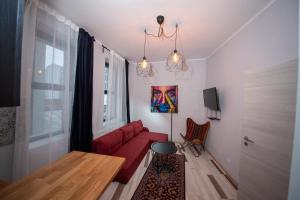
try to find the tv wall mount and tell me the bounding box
[207,108,221,120]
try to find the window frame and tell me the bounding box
[103,61,109,124]
[30,35,66,142]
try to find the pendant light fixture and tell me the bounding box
[166,24,186,72]
[136,15,188,77]
[137,29,153,77]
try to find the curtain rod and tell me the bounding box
[94,39,110,53]
[102,45,110,52]
[94,38,127,62]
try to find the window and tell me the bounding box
[101,54,127,128]
[29,7,78,142]
[31,39,66,140]
[103,61,109,123]
[31,40,65,139]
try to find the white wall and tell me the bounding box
[130,59,207,142]
[28,135,67,173]
[0,136,68,180]
[288,2,300,199]
[0,107,16,181]
[206,0,298,183]
[0,144,14,181]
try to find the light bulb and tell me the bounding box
[142,59,148,69]
[173,53,179,63]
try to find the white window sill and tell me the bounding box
[93,120,126,139]
[29,133,67,149]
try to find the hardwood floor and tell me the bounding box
[0,181,10,191]
[99,143,237,200]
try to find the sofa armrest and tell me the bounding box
[142,127,149,132]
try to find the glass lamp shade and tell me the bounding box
[181,60,189,72]
[137,57,153,77]
[166,50,187,72]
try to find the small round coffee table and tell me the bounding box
[151,142,177,173]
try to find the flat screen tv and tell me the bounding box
[203,87,220,111]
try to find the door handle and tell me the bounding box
[244,136,255,143]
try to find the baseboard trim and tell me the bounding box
[206,150,238,190]
[210,159,224,174]
[144,151,150,168]
[111,183,125,200]
[224,174,238,190]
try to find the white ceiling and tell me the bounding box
[44,0,272,62]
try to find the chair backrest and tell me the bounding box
[185,118,198,140]
[185,118,210,142]
[198,121,210,143]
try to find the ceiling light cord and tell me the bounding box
[175,24,178,50]
[146,25,177,39]
[143,29,147,58]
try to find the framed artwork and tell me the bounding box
[151,85,178,113]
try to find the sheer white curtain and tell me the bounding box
[13,0,78,180]
[92,44,106,135]
[105,51,127,130]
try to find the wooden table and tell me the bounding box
[0,151,125,200]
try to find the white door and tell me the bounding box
[238,60,298,200]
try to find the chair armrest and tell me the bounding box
[180,132,184,138]
[142,127,149,132]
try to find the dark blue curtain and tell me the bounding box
[70,28,94,152]
[125,59,131,123]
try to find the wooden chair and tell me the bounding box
[180,118,210,157]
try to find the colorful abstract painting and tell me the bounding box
[151,85,178,113]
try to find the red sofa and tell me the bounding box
[92,120,168,183]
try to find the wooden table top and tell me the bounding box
[0,151,125,200]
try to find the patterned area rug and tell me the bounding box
[131,154,185,200]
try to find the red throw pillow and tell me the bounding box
[132,120,144,136]
[120,125,134,143]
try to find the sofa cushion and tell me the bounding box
[92,129,123,155]
[136,131,168,144]
[113,138,149,183]
[132,120,144,136]
[120,125,134,144]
